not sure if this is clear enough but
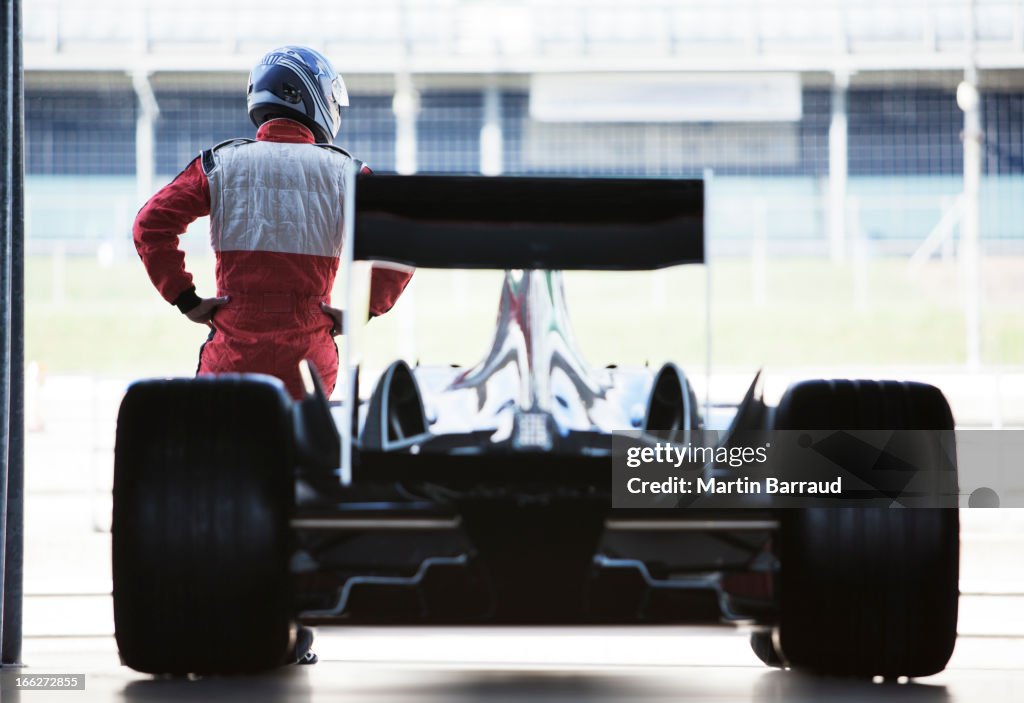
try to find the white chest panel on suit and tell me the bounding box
[206,139,352,258]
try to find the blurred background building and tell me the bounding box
[23,0,1024,405]
[18,0,1024,395]
[23,0,1024,253]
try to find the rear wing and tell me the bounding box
[338,171,705,484]
[353,175,704,270]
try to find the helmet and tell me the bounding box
[247,46,349,143]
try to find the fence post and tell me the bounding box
[829,70,850,263]
[752,198,767,307]
[393,72,419,176]
[480,80,503,176]
[959,0,983,371]
[848,196,869,312]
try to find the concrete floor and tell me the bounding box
[3,626,1024,702]
[11,493,1024,703]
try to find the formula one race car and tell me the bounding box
[111,175,959,678]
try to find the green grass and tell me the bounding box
[24,254,1024,379]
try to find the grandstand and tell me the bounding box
[19,0,1024,377]
[23,1,1024,253]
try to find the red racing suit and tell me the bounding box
[133,118,412,399]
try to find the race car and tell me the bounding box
[111,174,959,678]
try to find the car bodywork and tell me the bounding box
[290,173,777,626]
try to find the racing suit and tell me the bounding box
[133,118,411,399]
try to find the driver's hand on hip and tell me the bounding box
[320,302,344,336]
[186,296,230,328]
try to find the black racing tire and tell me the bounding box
[768,379,959,678]
[361,360,428,450]
[750,631,785,669]
[112,375,295,675]
[643,363,702,434]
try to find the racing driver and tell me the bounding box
[133,45,412,402]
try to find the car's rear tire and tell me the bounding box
[112,375,295,674]
[767,379,959,678]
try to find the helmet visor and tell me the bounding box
[331,75,349,108]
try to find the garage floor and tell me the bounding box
[8,510,1024,703]
[10,507,1024,703]
[3,625,1024,702]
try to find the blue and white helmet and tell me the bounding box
[247,46,349,143]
